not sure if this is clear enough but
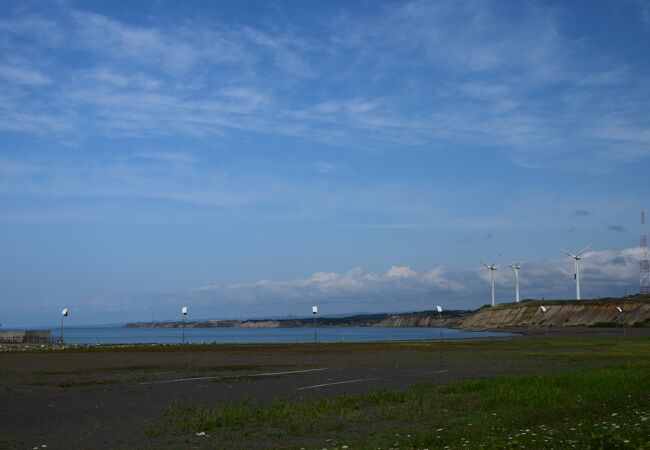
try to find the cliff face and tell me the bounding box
[236,320,282,328]
[124,320,285,328]
[460,299,650,329]
[375,314,466,328]
[123,299,650,329]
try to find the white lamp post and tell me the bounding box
[615,306,625,336]
[60,308,69,345]
[312,305,318,343]
[435,305,443,341]
[539,305,548,336]
[181,306,188,344]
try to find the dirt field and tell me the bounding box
[0,328,648,449]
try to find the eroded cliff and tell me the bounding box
[375,313,466,328]
[460,298,650,329]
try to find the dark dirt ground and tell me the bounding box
[1,327,648,449]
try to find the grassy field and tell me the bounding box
[2,334,649,449]
[145,337,650,449]
[148,364,650,449]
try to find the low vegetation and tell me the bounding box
[149,363,650,449]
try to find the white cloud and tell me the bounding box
[0,65,51,85]
[70,10,202,72]
[2,246,642,323]
[190,265,464,312]
[182,247,642,315]
[0,2,648,166]
[386,266,417,278]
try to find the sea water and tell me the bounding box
[52,326,513,344]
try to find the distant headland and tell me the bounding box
[124,296,650,329]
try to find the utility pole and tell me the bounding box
[181,306,188,344]
[312,306,318,343]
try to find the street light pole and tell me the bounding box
[181,306,188,344]
[312,305,318,343]
[435,305,443,341]
[60,308,69,345]
[539,305,548,336]
[615,306,625,336]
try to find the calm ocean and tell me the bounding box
[51,326,513,344]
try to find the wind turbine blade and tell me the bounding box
[479,260,490,268]
[560,248,576,258]
[576,244,591,257]
[507,264,515,269]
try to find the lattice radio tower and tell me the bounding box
[641,210,650,294]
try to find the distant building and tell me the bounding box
[0,330,51,345]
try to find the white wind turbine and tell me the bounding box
[507,262,522,302]
[479,261,498,306]
[560,245,590,300]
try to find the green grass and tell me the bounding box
[421,335,650,361]
[31,363,284,376]
[148,363,650,449]
[32,364,166,375]
[25,364,298,388]
[56,379,118,388]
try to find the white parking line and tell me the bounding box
[296,369,449,390]
[404,369,448,377]
[140,367,328,385]
[296,377,381,391]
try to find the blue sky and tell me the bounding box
[1,0,649,326]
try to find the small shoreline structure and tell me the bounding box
[0,329,51,345]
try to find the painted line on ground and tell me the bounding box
[140,367,328,385]
[296,377,381,390]
[296,369,449,390]
[403,369,448,377]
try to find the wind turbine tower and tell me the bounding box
[641,211,650,294]
[480,261,498,306]
[507,262,522,302]
[561,245,590,300]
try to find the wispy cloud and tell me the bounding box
[639,0,650,25]
[0,154,274,208]
[0,64,51,85]
[0,1,647,166]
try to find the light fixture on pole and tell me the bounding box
[60,308,69,345]
[615,306,625,336]
[435,305,443,341]
[538,305,548,336]
[479,261,498,306]
[560,245,590,300]
[181,306,188,344]
[312,305,318,343]
[507,262,522,302]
